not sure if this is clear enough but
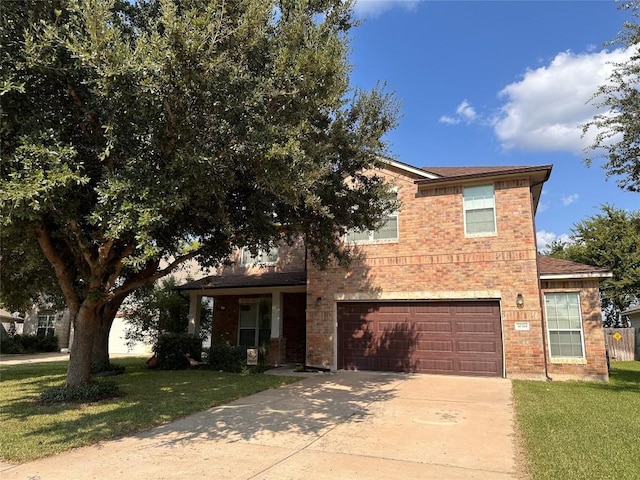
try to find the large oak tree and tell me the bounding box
[1,0,399,386]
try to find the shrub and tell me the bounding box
[154,333,202,370]
[37,381,120,405]
[207,342,271,373]
[0,334,59,354]
[0,337,23,354]
[35,335,59,352]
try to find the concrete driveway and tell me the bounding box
[0,371,520,480]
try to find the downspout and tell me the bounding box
[537,262,552,382]
[531,190,552,381]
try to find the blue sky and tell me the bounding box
[348,0,639,250]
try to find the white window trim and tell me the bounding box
[240,246,278,266]
[345,191,399,245]
[37,313,56,336]
[463,184,497,237]
[237,298,271,347]
[544,292,587,361]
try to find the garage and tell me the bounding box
[337,301,503,377]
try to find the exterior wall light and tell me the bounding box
[516,293,525,309]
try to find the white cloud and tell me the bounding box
[439,100,477,125]
[537,200,549,213]
[439,115,459,125]
[536,230,572,252]
[353,0,420,18]
[493,47,634,153]
[561,193,579,206]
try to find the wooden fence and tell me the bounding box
[604,328,637,361]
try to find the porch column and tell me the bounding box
[187,293,201,336]
[268,291,285,365]
[271,291,283,337]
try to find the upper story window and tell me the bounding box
[463,184,496,235]
[346,193,398,244]
[544,292,585,359]
[241,246,278,266]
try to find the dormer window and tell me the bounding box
[241,247,278,266]
[463,184,496,235]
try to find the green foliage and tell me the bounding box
[1,0,398,386]
[154,332,202,370]
[37,381,120,405]
[206,343,271,373]
[583,2,640,192]
[548,204,640,325]
[0,334,59,354]
[123,276,200,347]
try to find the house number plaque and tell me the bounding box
[515,322,530,331]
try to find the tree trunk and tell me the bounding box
[66,304,97,387]
[91,318,111,367]
[91,295,127,367]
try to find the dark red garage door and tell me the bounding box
[337,301,503,377]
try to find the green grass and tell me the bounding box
[0,357,301,463]
[513,361,640,480]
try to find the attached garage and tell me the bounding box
[337,301,503,377]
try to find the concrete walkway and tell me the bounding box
[0,367,520,480]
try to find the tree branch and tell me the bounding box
[108,250,200,300]
[34,222,80,313]
[68,219,94,267]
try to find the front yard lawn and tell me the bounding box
[513,361,640,480]
[0,357,300,463]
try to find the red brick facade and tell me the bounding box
[303,164,608,380]
[183,162,610,381]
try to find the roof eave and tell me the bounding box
[379,157,439,179]
[540,272,613,280]
[414,165,553,187]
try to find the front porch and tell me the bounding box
[180,272,307,365]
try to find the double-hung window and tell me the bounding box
[37,314,56,337]
[544,292,585,358]
[238,299,272,347]
[241,247,278,266]
[463,185,496,235]
[346,194,398,243]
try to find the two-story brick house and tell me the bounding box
[178,160,611,381]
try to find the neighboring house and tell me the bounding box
[178,160,612,381]
[622,305,640,328]
[1,307,24,341]
[622,305,640,360]
[22,307,71,348]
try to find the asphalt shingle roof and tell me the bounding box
[537,255,611,276]
[176,270,307,291]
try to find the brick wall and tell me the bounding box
[306,167,546,378]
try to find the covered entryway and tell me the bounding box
[337,301,503,377]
